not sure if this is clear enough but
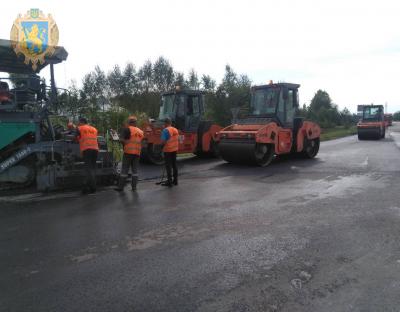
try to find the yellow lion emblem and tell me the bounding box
[10,9,59,71]
[21,24,46,54]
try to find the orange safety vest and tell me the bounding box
[124,126,144,155]
[163,126,179,152]
[78,124,99,152]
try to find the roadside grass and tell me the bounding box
[320,126,357,141]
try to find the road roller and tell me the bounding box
[357,104,386,140]
[140,87,222,164]
[217,82,321,166]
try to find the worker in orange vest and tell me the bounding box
[76,117,99,194]
[160,117,179,187]
[115,116,144,191]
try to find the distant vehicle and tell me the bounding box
[384,114,393,127]
[217,82,321,166]
[357,105,386,140]
[140,88,222,165]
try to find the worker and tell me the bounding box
[160,117,179,187]
[76,117,99,194]
[115,116,144,192]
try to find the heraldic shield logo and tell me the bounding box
[10,9,59,71]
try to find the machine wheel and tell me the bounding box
[358,133,365,140]
[209,139,220,158]
[0,158,36,192]
[254,143,274,167]
[381,128,385,139]
[303,138,320,158]
[141,143,165,165]
[196,139,220,158]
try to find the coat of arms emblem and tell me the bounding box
[10,9,59,71]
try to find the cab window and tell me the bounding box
[277,91,285,123]
[286,90,295,124]
[176,95,185,118]
[187,96,200,117]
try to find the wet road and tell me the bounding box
[1,123,400,312]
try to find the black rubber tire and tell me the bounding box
[254,143,274,167]
[381,128,385,139]
[196,139,220,159]
[358,133,365,140]
[303,138,320,158]
[209,139,220,158]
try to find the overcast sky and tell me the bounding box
[2,0,400,113]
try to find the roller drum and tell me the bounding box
[219,140,274,166]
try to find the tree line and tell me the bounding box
[57,56,356,133]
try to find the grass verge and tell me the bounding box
[320,126,357,141]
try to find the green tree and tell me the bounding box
[122,62,138,95]
[393,111,400,121]
[308,90,341,128]
[187,69,200,90]
[153,57,174,92]
[201,74,216,92]
[207,65,251,126]
[174,71,185,88]
[340,107,353,128]
[137,60,153,93]
[309,90,333,112]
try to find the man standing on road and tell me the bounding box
[115,116,144,192]
[76,117,99,194]
[160,117,179,187]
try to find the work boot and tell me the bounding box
[131,176,138,191]
[173,177,178,186]
[161,181,173,187]
[114,176,125,192]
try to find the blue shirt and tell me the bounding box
[161,128,170,141]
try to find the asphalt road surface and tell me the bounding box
[2,123,400,312]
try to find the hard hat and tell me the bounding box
[128,115,137,123]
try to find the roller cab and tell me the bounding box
[217,83,321,166]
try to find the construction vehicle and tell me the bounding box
[140,88,222,164]
[384,113,393,127]
[217,82,321,166]
[0,39,116,192]
[357,105,386,140]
